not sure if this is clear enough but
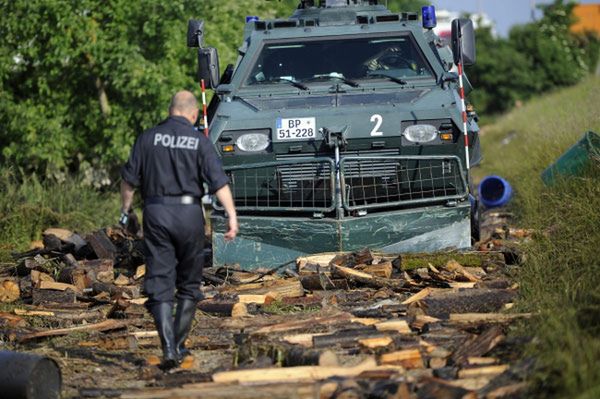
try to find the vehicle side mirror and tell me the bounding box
[451,18,476,66]
[198,47,220,89]
[187,19,204,48]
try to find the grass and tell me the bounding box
[474,76,600,398]
[0,168,120,262]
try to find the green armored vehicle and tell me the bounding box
[187,0,480,268]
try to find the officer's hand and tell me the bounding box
[224,217,238,241]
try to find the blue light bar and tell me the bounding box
[246,16,259,23]
[422,5,437,29]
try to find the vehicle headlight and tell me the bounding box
[402,124,439,143]
[236,132,270,152]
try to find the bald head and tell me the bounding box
[169,91,199,124]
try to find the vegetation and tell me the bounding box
[0,168,119,262]
[474,76,600,398]
[468,0,599,115]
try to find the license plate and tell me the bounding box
[276,117,316,140]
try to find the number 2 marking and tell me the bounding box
[370,114,383,136]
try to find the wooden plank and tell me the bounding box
[13,308,55,317]
[237,294,278,305]
[458,365,509,378]
[253,312,353,335]
[38,280,82,294]
[222,278,304,298]
[401,287,432,305]
[31,288,76,305]
[281,333,330,348]
[448,313,533,324]
[18,319,130,342]
[374,319,411,334]
[332,265,407,291]
[212,357,377,383]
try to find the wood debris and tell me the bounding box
[0,221,535,398]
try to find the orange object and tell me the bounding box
[571,4,600,34]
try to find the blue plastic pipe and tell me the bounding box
[478,175,512,208]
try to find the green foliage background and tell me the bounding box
[0,0,597,176]
[468,0,599,115]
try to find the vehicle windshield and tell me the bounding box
[245,34,433,87]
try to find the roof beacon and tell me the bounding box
[246,16,259,23]
[326,0,349,7]
[422,5,437,29]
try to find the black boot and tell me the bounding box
[149,302,178,370]
[174,299,197,362]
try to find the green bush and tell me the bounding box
[468,0,597,115]
[0,168,120,262]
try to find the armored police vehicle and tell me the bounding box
[187,0,480,268]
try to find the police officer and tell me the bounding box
[120,90,238,370]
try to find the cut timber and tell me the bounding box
[114,274,130,286]
[313,327,384,349]
[467,357,498,366]
[212,357,377,383]
[81,259,115,284]
[13,309,55,317]
[458,365,509,378]
[375,319,411,334]
[417,377,477,399]
[43,227,86,250]
[452,326,505,365]
[448,313,533,324]
[133,265,146,280]
[359,336,393,349]
[379,349,424,369]
[355,261,393,278]
[443,260,479,282]
[31,288,76,305]
[421,289,517,319]
[57,265,90,291]
[38,280,82,294]
[253,312,353,334]
[222,278,304,298]
[402,287,432,305]
[31,270,55,286]
[231,303,249,318]
[332,265,407,291]
[0,279,21,303]
[86,229,117,260]
[297,253,338,272]
[237,293,277,305]
[18,319,129,342]
[282,332,330,348]
[300,274,349,291]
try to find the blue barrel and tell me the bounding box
[478,175,512,209]
[541,131,600,185]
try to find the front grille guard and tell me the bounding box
[340,155,468,212]
[214,155,467,214]
[214,158,336,213]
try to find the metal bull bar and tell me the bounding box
[215,155,468,215]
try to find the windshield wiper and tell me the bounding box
[365,73,407,85]
[271,77,309,90]
[303,73,360,88]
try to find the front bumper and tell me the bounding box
[211,202,470,269]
